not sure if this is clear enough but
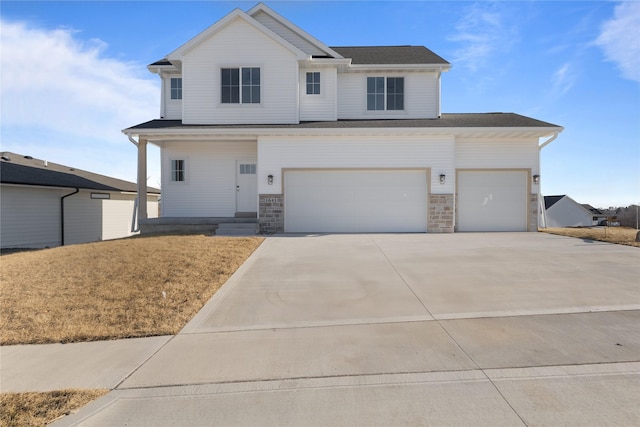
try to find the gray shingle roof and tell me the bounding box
[125,113,561,131]
[0,152,160,194]
[331,46,449,65]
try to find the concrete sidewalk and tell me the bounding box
[1,233,638,426]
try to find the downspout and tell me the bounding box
[61,188,79,246]
[538,132,559,229]
[128,135,141,233]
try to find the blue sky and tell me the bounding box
[1,0,638,208]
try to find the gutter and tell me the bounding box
[537,131,560,229]
[128,135,141,233]
[61,188,79,246]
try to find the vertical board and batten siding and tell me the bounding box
[251,10,325,56]
[257,135,454,195]
[163,75,183,120]
[337,72,440,120]
[299,68,337,121]
[0,185,62,248]
[182,18,299,125]
[161,141,257,217]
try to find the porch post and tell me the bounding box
[137,138,148,220]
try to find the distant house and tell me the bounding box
[0,152,160,249]
[543,195,599,228]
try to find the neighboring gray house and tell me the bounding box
[123,3,562,233]
[543,195,598,228]
[0,152,160,249]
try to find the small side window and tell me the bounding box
[171,159,185,182]
[170,78,182,100]
[306,72,320,95]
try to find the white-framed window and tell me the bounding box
[221,67,260,104]
[367,77,404,111]
[171,159,185,182]
[306,72,320,95]
[170,78,182,100]
[239,163,256,175]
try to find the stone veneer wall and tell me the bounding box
[259,194,284,234]
[428,194,454,233]
[529,194,539,232]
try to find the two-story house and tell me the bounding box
[123,3,562,234]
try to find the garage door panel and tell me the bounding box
[285,170,427,233]
[458,171,527,232]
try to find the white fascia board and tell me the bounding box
[147,64,178,75]
[347,64,452,72]
[246,2,344,59]
[124,126,562,142]
[167,9,309,61]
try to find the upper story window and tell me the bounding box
[306,72,320,95]
[171,159,185,182]
[367,77,404,111]
[170,78,182,100]
[221,67,260,104]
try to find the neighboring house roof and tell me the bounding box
[331,46,450,65]
[0,152,160,194]
[581,204,604,215]
[125,113,561,131]
[544,195,566,210]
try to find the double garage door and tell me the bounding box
[283,169,528,233]
[285,170,427,233]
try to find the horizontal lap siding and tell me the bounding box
[163,75,182,120]
[64,190,103,245]
[299,68,337,121]
[161,141,257,217]
[182,18,298,125]
[337,72,439,119]
[455,138,539,170]
[258,136,454,195]
[0,186,61,248]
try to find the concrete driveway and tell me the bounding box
[45,233,639,426]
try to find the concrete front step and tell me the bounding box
[216,223,260,236]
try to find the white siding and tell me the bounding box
[258,135,454,195]
[337,72,440,119]
[64,190,103,245]
[455,138,540,193]
[299,68,337,121]
[182,18,299,124]
[546,197,593,228]
[163,75,183,120]
[251,10,325,56]
[161,141,257,217]
[0,185,61,248]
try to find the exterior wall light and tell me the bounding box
[439,174,446,184]
[267,174,274,185]
[533,174,540,185]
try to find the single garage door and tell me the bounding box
[457,170,528,232]
[285,170,427,233]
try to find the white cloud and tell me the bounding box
[595,1,640,83]
[552,63,576,96]
[448,2,518,72]
[0,19,160,184]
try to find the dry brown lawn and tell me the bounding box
[541,227,640,247]
[0,234,263,345]
[0,389,108,427]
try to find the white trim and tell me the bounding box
[167,9,309,62]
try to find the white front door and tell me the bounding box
[236,161,257,213]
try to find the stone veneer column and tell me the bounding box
[259,194,284,234]
[428,194,454,233]
[529,194,539,232]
